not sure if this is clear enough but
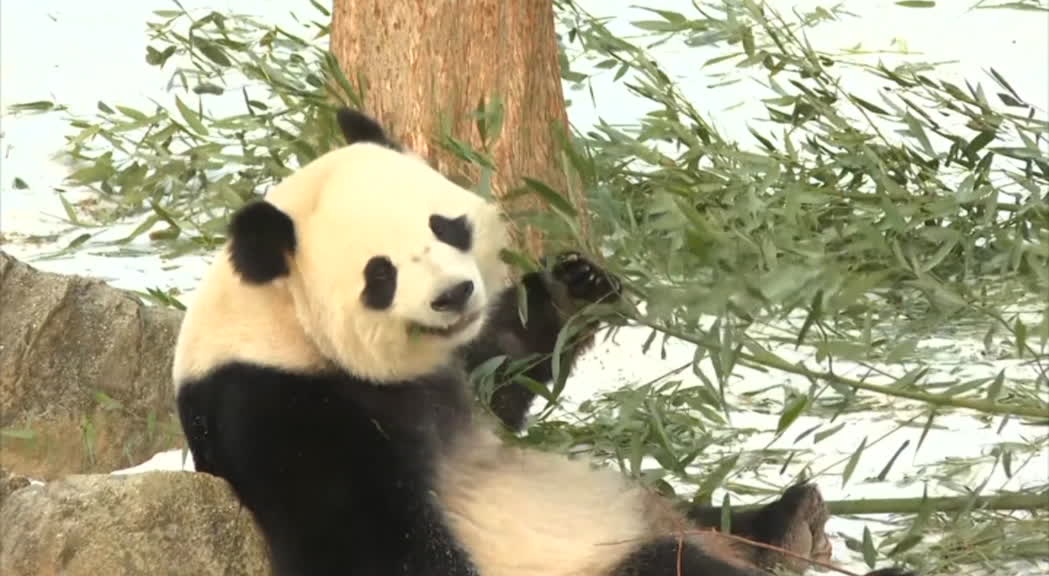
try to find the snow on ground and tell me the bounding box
[3,0,1046,574]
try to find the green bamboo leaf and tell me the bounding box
[795,291,821,349]
[889,488,932,556]
[637,7,687,23]
[0,428,37,440]
[896,1,936,6]
[692,454,740,505]
[521,177,577,217]
[8,100,56,113]
[94,391,124,411]
[175,96,208,135]
[67,163,113,184]
[964,130,997,156]
[119,105,155,123]
[862,525,877,569]
[498,248,538,274]
[194,38,231,66]
[1014,318,1027,357]
[893,367,927,389]
[66,233,91,249]
[308,0,330,16]
[741,27,755,58]
[193,83,224,95]
[842,436,868,487]
[468,354,506,386]
[986,369,1005,402]
[852,95,890,115]
[814,422,846,444]
[146,410,157,441]
[720,493,732,534]
[119,214,162,244]
[777,395,810,435]
[877,440,910,481]
[632,20,682,32]
[916,411,937,454]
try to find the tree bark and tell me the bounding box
[330,0,577,258]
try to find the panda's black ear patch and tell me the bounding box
[228,200,296,284]
[336,107,401,151]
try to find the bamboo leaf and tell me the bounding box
[986,369,1005,402]
[862,525,877,569]
[1014,318,1027,357]
[175,96,208,135]
[521,177,577,217]
[720,493,732,534]
[842,436,868,487]
[777,394,810,436]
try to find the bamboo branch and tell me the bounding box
[826,493,1049,515]
[640,320,1049,421]
[691,492,1049,518]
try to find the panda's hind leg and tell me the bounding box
[687,482,831,573]
[686,483,917,576]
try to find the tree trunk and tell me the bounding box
[330,0,577,258]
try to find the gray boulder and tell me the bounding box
[0,471,267,575]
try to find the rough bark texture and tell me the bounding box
[330,0,578,258]
[0,250,186,479]
[0,471,267,575]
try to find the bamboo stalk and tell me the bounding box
[826,493,1049,515]
[691,492,1049,518]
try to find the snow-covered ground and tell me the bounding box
[3,1,1046,574]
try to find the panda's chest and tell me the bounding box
[340,370,473,459]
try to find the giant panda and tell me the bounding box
[173,107,915,576]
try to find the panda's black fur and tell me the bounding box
[174,107,916,576]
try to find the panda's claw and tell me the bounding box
[550,251,621,303]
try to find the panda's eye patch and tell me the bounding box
[429,214,472,251]
[362,256,397,310]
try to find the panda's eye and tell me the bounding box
[362,256,397,310]
[429,214,472,252]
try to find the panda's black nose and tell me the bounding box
[431,280,474,312]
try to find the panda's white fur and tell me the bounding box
[173,108,913,576]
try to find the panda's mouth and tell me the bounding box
[412,310,483,338]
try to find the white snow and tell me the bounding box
[3,1,1046,574]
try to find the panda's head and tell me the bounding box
[220,108,509,382]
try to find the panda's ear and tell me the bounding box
[335,107,401,150]
[227,200,297,284]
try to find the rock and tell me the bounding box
[0,468,31,505]
[0,250,187,478]
[0,471,267,575]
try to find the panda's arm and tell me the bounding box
[461,252,621,431]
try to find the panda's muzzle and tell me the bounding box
[430,280,474,313]
[412,308,482,338]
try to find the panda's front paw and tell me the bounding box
[550,251,622,303]
[863,569,917,576]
